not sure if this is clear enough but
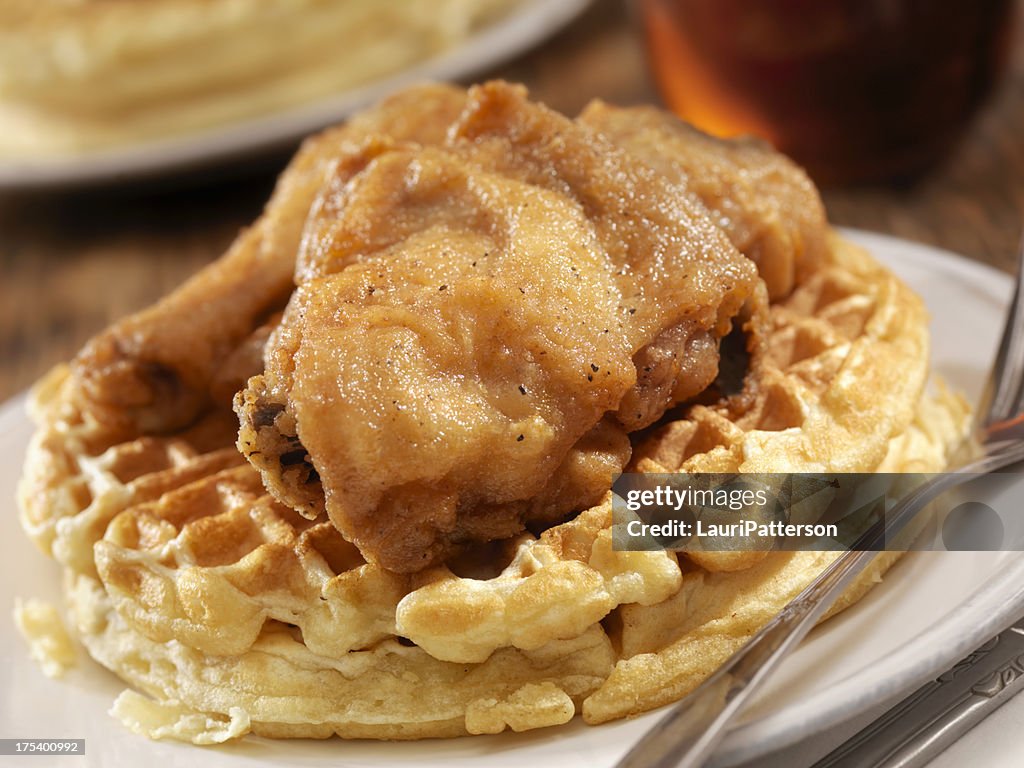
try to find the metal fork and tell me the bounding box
[616,239,1024,768]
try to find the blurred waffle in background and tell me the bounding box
[0,0,521,158]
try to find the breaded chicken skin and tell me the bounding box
[236,83,766,571]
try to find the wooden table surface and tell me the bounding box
[1,0,1022,404]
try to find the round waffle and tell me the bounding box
[18,229,969,742]
[0,0,520,158]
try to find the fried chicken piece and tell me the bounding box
[237,82,765,571]
[580,101,827,300]
[71,84,468,434]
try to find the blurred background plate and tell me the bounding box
[0,0,591,190]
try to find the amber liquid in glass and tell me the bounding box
[640,0,1013,184]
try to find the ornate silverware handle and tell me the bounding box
[615,439,1024,768]
[815,618,1024,768]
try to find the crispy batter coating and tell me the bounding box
[70,84,468,434]
[580,101,827,300]
[237,83,764,571]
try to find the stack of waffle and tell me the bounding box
[0,0,520,157]
[17,83,969,743]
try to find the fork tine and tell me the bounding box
[981,235,1024,428]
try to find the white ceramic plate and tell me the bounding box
[0,0,591,189]
[1,229,1020,768]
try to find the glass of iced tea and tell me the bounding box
[638,0,1014,184]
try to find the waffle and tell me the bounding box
[0,0,520,157]
[17,227,969,741]
[633,232,934,477]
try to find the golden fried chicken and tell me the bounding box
[236,82,766,571]
[68,84,824,439]
[580,101,827,300]
[70,84,468,434]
